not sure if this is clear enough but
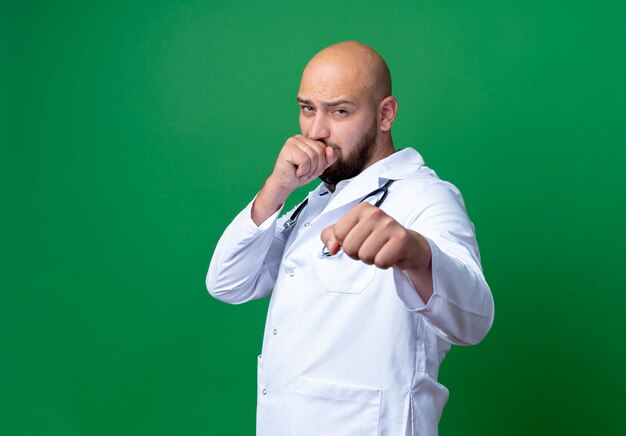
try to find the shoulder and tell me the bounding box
[383,166,469,225]
[389,164,466,205]
[380,148,463,200]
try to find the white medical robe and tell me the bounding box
[207,147,494,435]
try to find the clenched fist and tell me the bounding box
[320,202,434,302]
[271,135,337,192]
[252,135,336,225]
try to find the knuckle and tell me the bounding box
[358,248,374,265]
[342,241,357,257]
[383,217,396,230]
[355,202,374,215]
[368,205,384,219]
[374,257,392,269]
[397,228,410,243]
[344,251,360,261]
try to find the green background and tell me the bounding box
[2,1,625,434]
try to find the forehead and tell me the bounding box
[298,62,372,103]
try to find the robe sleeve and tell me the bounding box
[394,178,495,345]
[206,197,292,304]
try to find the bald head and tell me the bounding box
[300,41,392,105]
[296,41,398,182]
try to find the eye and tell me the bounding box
[300,105,315,113]
[333,108,349,117]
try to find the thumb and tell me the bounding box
[325,146,338,166]
[320,225,341,256]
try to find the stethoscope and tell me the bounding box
[283,179,395,257]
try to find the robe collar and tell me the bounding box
[311,147,425,216]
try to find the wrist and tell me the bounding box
[251,175,293,226]
[264,174,293,205]
[402,230,432,272]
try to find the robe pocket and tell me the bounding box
[311,249,376,294]
[292,377,382,436]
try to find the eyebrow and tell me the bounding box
[297,98,356,108]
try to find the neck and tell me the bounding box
[369,134,395,165]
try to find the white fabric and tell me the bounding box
[207,148,494,436]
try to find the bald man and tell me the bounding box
[207,41,494,436]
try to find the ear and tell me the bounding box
[378,96,398,132]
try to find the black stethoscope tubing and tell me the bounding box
[283,179,395,232]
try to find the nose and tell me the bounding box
[306,113,330,141]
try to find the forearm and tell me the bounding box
[251,176,292,226]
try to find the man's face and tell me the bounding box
[297,62,380,185]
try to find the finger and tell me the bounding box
[326,238,341,256]
[355,228,393,265]
[295,136,336,177]
[284,144,312,178]
[294,135,337,174]
[294,134,326,149]
[321,204,374,259]
[373,239,404,270]
[340,219,376,260]
[331,202,379,245]
[291,138,322,178]
[325,146,337,166]
[293,135,329,158]
[320,203,389,257]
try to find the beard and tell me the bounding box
[319,118,378,186]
